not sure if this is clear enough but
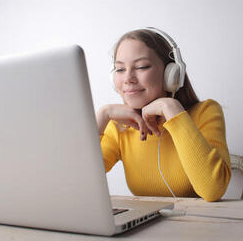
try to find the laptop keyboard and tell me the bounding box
[112,208,129,215]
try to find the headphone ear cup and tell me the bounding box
[110,68,118,92]
[163,63,180,93]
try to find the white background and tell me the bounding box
[0,0,242,195]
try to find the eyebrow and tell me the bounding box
[115,57,151,64]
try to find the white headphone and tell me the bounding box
[110,27,186,96]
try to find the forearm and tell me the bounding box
[163,111,231,202]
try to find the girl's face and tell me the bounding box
[114,39,166,109]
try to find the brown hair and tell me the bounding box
[113,29,200,110]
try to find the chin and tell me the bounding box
[125,100,148,109]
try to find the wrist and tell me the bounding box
[162,98,185,121]
[99,105,111,121]
[96,105,111,135]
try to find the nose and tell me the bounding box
[124,69,137,84]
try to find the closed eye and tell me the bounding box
[115,68,125,72]
[115,65,151,73]
[136,66,151,70]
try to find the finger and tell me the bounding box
[144,125,153,135]
[145,119,160,137]
[133,115,148,140]
[143,115,160,137]
[142,108,161,136]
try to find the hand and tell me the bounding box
[142,98,185,136]
[97,104,151,140]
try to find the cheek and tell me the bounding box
[142,71,163,91]
[114,76,123,93]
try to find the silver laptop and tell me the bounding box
[0,45,173,236]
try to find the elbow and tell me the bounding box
[202,192,224,202]
[200,184,229,202]
[200,165,232,202]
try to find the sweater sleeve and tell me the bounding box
[163,99,231,202]
[100,121,121,173]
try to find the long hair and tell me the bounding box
[112,29,200,110]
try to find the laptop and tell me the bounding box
[0,45,174,236]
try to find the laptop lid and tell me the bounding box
[0,45,116,235]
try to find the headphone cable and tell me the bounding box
[158,128,177,200]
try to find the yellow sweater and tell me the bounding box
[100,99,231,202]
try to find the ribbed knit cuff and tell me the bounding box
[163,110,189,131]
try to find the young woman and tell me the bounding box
[96,28,231,202]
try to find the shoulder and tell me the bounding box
[188,99,223,115]
[188,99,225,125]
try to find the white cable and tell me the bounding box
[157,93,178,200]
[159,209,186,217]
[159,209,243,221]
[172,91,175,98]
[158,129,177,199]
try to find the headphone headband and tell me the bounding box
[146,27,178,48]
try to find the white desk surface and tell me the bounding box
[0,195,242,241]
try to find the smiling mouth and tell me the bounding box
[124,89,145,95]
